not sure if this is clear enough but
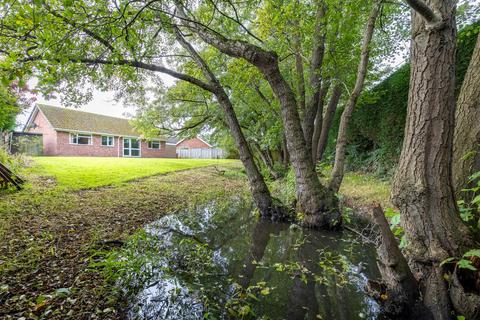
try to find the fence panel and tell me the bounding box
[177,148,225,159]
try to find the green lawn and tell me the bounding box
[27,157,235,190]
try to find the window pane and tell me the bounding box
[124,139,129,148]
[70,134,77,144]
[131,149,140,157]
[123,148,129,156]
[131,139,139,148]
[102,136,113,146]
[78,136,90,145]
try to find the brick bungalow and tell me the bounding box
[24,104,177,158]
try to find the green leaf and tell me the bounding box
[471,195,480,205]
[463,249,480,258]
[457,259,477,271]
[440,257,456,267]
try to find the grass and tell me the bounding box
[340,171,392,208]
[0,162,247,319]
[27,157,235,190]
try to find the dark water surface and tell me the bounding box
[123,198,381,319]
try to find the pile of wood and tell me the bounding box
[0,162,24,190]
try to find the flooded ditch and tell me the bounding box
[117,198,383,319]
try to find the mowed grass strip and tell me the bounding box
[28,157,235,189]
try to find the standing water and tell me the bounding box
[118,198,382,319]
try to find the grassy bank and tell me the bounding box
[0,160,246,319]
[340,172,392,209]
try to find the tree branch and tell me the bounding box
[404,0,441,24]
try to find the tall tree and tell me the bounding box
[329,1,381,192]
[392,0,473,317]
[453,32,480,195]
[174,1,340,228]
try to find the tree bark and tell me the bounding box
[302,1,327,159]
[174,28,285,220]
[175,2,340,228]
[391,0,473,318]
[311,80,330,163]
[453,33,480,196]
[370,205,422,317]
[329,2,381,192]
[317,84,342,162]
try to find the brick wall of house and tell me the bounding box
[26,110,57,155]
[55,131,121,157]
[140,141,177,158]
[176,137,212,149]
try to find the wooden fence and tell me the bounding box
[177,148,225,159]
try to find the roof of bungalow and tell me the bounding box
[25,104,166,140]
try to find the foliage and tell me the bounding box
[269,166,297,210]
[27,157,235,190]
[457,170,480,230]
[441,249,480,271]
[327,22,480,176]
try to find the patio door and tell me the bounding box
[123,138,140,157]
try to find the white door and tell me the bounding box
[123,138,141,157]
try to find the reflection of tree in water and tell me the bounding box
[234,221,380,319]
[236,219,289,288]
[125,201,381,319]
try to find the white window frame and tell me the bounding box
[101,135,115,147]
[69,133,92,145]
[147,140,161,149]
[123,137,141,157]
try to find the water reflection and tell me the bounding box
[124,198,382,319]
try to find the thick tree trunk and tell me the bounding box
[174,28,285,220]
[175,2,339,228]
[392,1,473,318]
[260,62,339,227]
[369,205,424,317]
[453,33,480,196]
[329,2,381,192]
[317,84,342,162]
[311,81,330,163]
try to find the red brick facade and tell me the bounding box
[26,109,177,158]
[176,137,212,149]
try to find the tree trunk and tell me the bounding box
[252,141,281,180]
[174,28,285,220]
[175,2,339,228]
[329,2,381,192]
[260,62,339,227]
[370,205,423,317]
[317,84,342,162]
[311,80,330,163]
[392,1,473,317]
[302,1,327,159]
[453,33,480,196]
[282,133,289,169]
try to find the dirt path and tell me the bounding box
[0,165,247,319]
